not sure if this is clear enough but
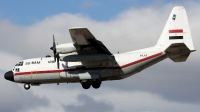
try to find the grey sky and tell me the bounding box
[0,71,50,112]
[63,94,114,112]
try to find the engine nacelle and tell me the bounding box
[56,43,76,54]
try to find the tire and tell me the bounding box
[24,83,30,90]
[92,81,101,89]
[81,82,91,89]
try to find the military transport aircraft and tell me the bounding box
[4,6,195,90]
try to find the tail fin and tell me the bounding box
[156,6,195,62]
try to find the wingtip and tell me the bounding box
[191,50,196,52]
[69,27,87,30]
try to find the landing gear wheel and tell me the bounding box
[81,82,91,89]
[92,81,101,89]
[24,83,30,90]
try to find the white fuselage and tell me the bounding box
[13,47,166,85]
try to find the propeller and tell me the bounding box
[56,53,60,69]
[50,35,60,69]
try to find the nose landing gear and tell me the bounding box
[24,83,31,90]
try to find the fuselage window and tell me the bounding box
[15,68,20,72]
[172,14,176,20]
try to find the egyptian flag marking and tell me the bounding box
[169,36,183,39]
[169,29,183,40]
[169,29,183,33]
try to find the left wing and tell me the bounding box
[69,28,112,55]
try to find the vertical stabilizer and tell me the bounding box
[156,6,195,51]
[156,6,195,62]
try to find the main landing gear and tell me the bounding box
[24,83,31,90]
[81,80,101,89]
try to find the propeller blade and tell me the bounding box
[53,35,56,49]
[50,35,57,62]
[56,53,60,69]
[50,35,59,69]
[54,53,56,62]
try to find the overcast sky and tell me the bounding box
[0,0,200,112]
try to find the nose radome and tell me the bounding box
[4,71,14,82]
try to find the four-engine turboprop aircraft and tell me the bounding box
[4,6,195,90]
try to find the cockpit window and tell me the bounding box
[15,68,20,72]
[15,61,23,66]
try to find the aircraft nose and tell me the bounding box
[4,71,14,82]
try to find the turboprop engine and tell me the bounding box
[50,35,76,69]
[56,43,76,54]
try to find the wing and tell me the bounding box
[69,28,112,55]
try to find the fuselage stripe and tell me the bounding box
[120,52,162,68]
[14,52,163,76]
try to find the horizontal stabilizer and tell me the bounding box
[169,53,190,62]
[165,43,194,62]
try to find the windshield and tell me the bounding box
[15,61,23,66]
